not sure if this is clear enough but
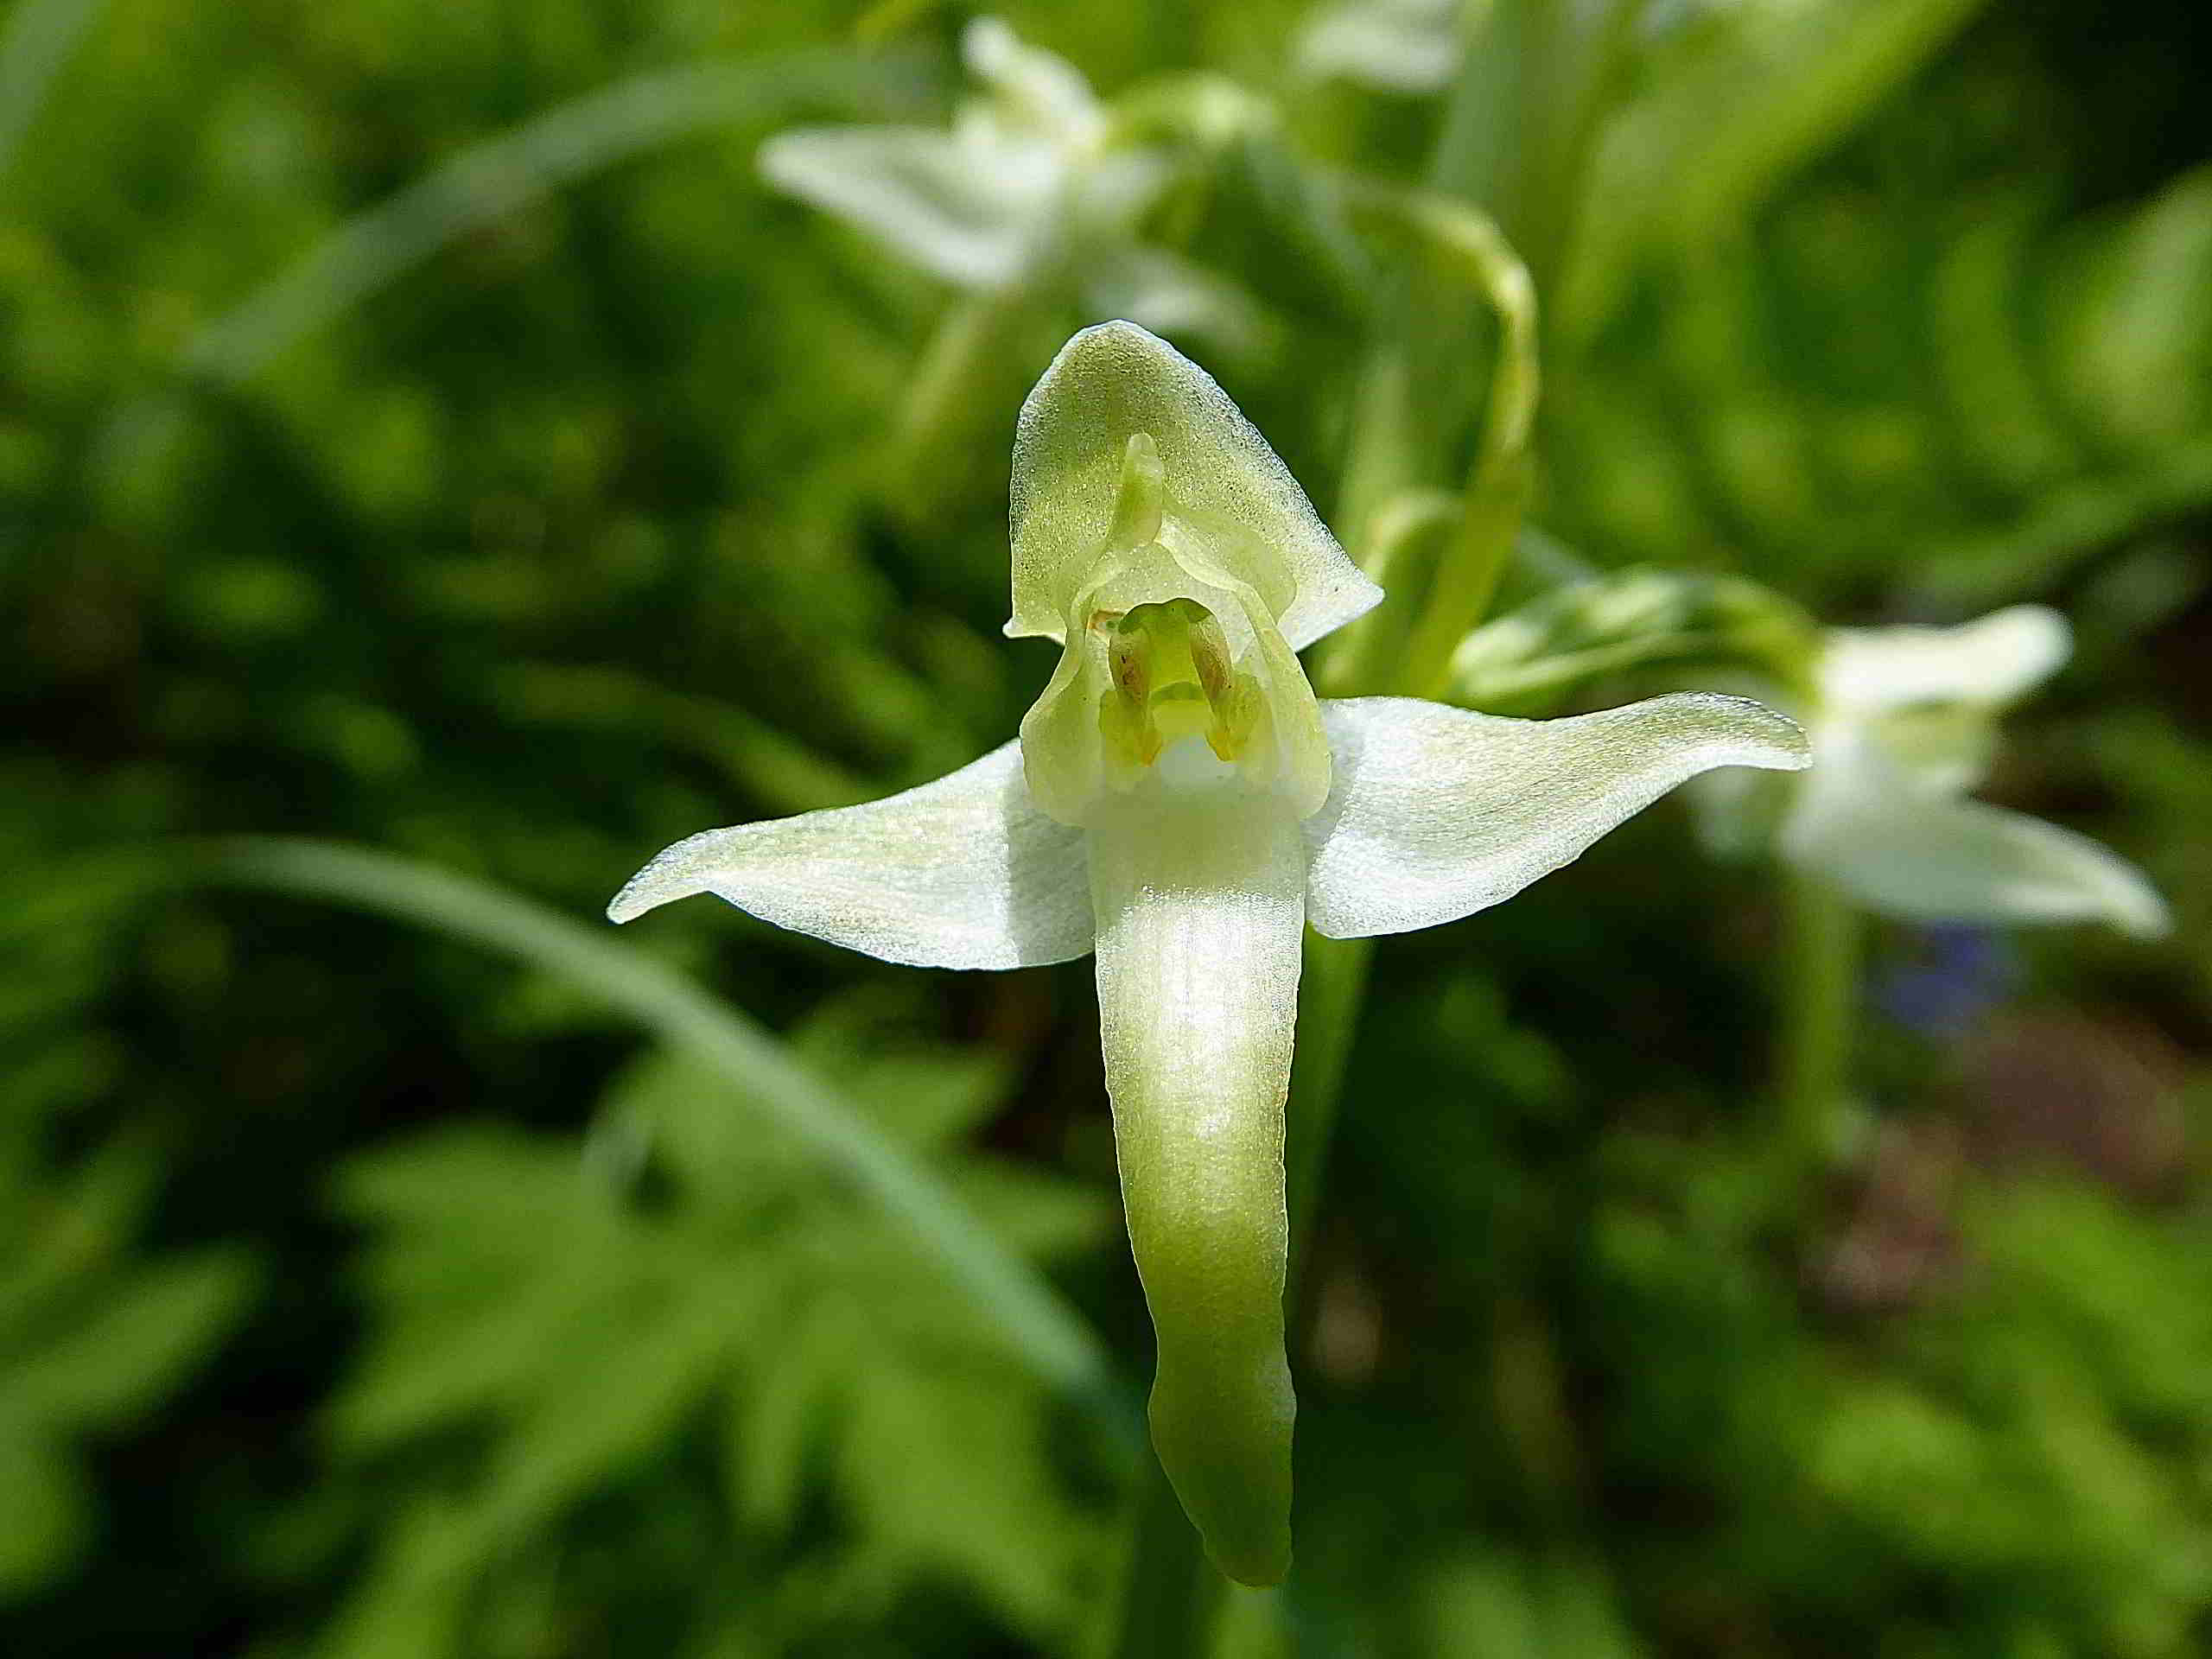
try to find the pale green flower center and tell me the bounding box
[1097,598,1266,779]
[1018,433,1330,824]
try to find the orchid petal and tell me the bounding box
[1304,694,1811,938]
[1087,778,1303,1586]
[961,16,1104,150]
[607,742,1092,969]
[1009,321,1382,650]
[1297,0,1463,92]
[759,125,1047,290]
[1082,246,1269,353]
[1820,605,2069,715]
[1786,793,2171,939]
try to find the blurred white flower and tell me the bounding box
[1783,606,2168,937]
[760,18,1243,339]
[1296,0,1464,92]
[609,322,1808,1584]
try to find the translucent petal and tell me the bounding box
[1304,694,1812,938]
[1820,605,2069,715]
[1786,792,2171,939]
[607,742,1092,969]
[1008,321,1382,650]
[758,125,1048,290]
[1086,781,1302,1586]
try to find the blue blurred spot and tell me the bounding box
[1878,924,2018,1037]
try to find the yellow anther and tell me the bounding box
[1205,671,1262,763]
[1108,625,1152,706]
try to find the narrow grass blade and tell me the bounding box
[193,836,1120,1416]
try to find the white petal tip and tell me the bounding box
[753,130,815,188]
[1069,317,1155,348]
[1794,791,2171,943]
[1821,605,2073,713]
[2111,887,2173,942]
[1656,692,1815,772]
[605,858,690,925]
[961,14,1014,63]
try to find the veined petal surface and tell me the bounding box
[1305,694,1811,938]
[1008,321,1381,649]
[607,741,1092,969]
[1087,771,1303,1586]
[1787,792,2171,939]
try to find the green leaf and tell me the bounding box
[13,1249,256,1427]
[193,837,1116,1412]
[181,51,928,385]
[0,1416,86,1600]
[839,1357,1102,1637]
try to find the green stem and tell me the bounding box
[1313,490,1458,700]
[1395,451,1532,700]
[1383,200,1540,702]
[1331,187,1541,703]
[1286,932,1375,1275]
[1094,1451,1225,1659]
[887,281,1033,512]
[1776,866,1859,1197]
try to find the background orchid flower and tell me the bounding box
[607,321,1809,1586]
[759,18,1236,338]
[1782,607,2170,938]
[1295,0,1465,94]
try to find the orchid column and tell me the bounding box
[610,321,1811,1584]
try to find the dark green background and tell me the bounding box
[3,0,2209,1653]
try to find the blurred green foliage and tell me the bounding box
[3,0,2209,1653]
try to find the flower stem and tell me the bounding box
[1776,865,1859,1197]
[1384,200,1539,702]
[1094,1450,1225,1659]
[1329,187,1541,703]
[1286,931,1374,1272]
[887,282,1031,511]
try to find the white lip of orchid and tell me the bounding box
[608,320,1817,1586]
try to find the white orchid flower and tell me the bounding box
[1782,606,2168,938]
[1296,0,1465,93]
[608,321,1808,1585]
[759,18,1233,336]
